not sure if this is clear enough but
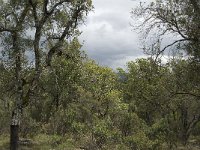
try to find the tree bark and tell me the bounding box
[10,124,19,150]
[10,30,23,150]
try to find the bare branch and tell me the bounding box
[173,16,188,40]
[155,38,191,60]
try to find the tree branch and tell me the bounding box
[46,4,84,66]
[0,27,14,33]
[43,0,49,14]
[29,0,39,25]
[155,38,191,60]
[48,0,72,15]
[171,92,200,98]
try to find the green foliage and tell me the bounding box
[124,131,154,150]
[0,1,200,149]
[118,58,200,148]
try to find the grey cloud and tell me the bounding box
[79,0,150,69]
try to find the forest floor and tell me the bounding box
[1,134,200,150]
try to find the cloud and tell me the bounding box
[79,0,148,69]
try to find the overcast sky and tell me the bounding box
[79,0,152,69]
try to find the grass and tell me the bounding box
[0,134,9,150]
[1,134,200,149]
[0,134,78,150]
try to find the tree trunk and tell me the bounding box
[10,125,19,150]
[181,132,189,146]
[10,108,21,150]
[10,31,22,150]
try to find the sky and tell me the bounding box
[79,0,151,69]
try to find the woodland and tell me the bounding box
[1,0,200,150]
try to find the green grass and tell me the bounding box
[0,134,77,150]
[0,134,9,150]
[1,134,200,150]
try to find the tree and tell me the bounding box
[132,0,200,60]
[120,58,170,124]
[77,61,123,149]
[0,0,92,149]
[118,58,200,147]
[117,58,170,148]
[131,0,200,146]
[168,59,200,145]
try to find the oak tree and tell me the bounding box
[0,0,92,149]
